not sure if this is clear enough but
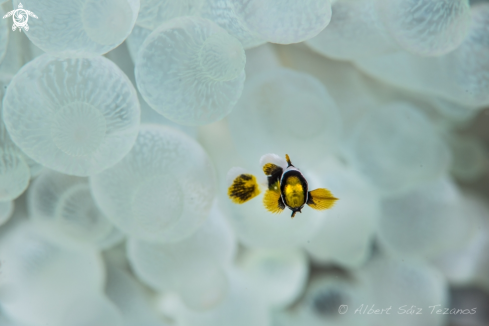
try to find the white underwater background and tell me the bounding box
[0,0,489,326]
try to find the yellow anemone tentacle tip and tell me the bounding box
[228,174,261,204]
[307,188,338,210]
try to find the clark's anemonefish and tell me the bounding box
[228,154,338,218]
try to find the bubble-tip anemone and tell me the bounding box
[230,0,332,44]
[90,125,217,243]
[137,0,204,30]
[15,0,140,57]
[0,119,30,201]
[127,205,235,310]
[199,0,265,49]
[228,68,342,165]
[377,0,471,56]
[27,170,115,246]
[135,16,246,126]
[0,222,105,326]
[2,54,140,176]
[346,102,450,194]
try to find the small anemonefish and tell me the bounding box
[228,154,338,218]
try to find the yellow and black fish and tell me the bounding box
[228,154,338,218]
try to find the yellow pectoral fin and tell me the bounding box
[263,181,284,214]
[307,188,338,210]
[228,174,261,204]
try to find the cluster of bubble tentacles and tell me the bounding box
[0,0,489,326]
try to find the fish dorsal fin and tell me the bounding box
[307,188,338,210]
[285,154,293,167]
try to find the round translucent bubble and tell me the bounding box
[16,0,139,57]
[138,0,204,30]
[135,16,245,126]
[433,193,489,285]
[355,4,489,108]
[199,0,265,49]
[0,74,31,195]
[0,200,14,226]
[2,54,140,176]
[58,295,123,326]
[224,170,325,248]
[0,121,30,202]
[239,248,308,308]
[378,177,475,259]
[306,0,396,61]
[106,265,168,326]
[175,269,270,326]
[91,125,217,243]
[304,166,380,268]
[198,119,250,196]
[359,256,448,326]
[127,206,235,310]
[27,170,114,246]
[446,4,489,107]
[228,68,342,166]
[285,274,371,326]
[0,75,42,183]
[272,44,391,135]
[346,103,450,195]
[0,223,104,326]
[231,0,332,44]
[377,0,471,56]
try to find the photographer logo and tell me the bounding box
[3,3,38,32]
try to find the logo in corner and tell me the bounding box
[3,3,38,32]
